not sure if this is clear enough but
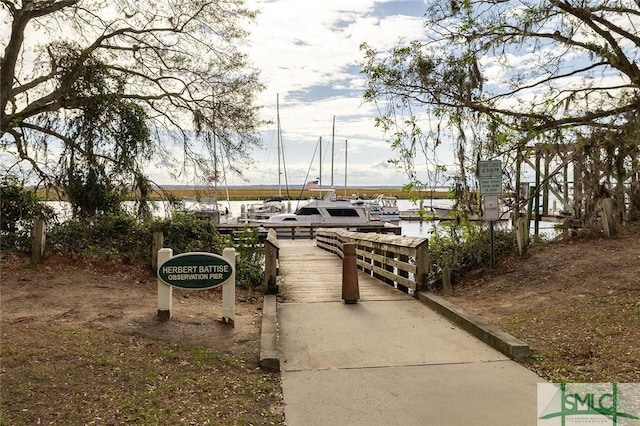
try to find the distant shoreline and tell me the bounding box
[35,185,452,201]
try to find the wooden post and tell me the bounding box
[264,230,279,295]
[442,252,452,294]
[600,198,617,238]
[574,159,583,218]
[414,241,428,293]
[514,146,522,229]
[542,149,550,216]
[516,216,529,256]
[563,162,569,207]
[341,243,359,304]
[31,219,46,264]
[152,231,163,271]
[489,220,495,269]
[534,147,541,236]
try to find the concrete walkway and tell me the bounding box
[276,240,544,426]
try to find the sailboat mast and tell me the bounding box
[211,88,218,203]
[277,94,282,197]
[331,115,335,187]
[319,136,322,188]
[344,139,348,196]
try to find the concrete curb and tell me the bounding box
[417,291,531,361]
[259,294,280,371]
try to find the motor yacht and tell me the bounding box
[267,189,375,224]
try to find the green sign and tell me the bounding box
[479,176,502,195]
[478,160,502,194]
[478,160,502,177]
[158,252,233,289]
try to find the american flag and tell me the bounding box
[305,179,319,189]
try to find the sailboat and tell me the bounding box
[268,118,385,225]
[242,95,290,221]
[181,90,232,224]
[182,161,233,224]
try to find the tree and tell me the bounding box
[1,0,264,211]
[361,1,640,215]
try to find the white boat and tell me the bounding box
[242,196,286,221]
[367,195,400,223]
[182,197,232,223]
[251,196,285,213]
[267,188,377,224]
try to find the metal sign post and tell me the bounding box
[478,160,502,269]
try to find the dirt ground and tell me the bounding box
[0,254,264,359]
[0,253,284,425]
[444,225,640,382]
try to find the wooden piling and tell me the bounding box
[600,198,617,238]
[516,216,529,256]
[31,219,46,264]
[341,243,360,304]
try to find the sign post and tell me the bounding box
[157,248,173,321]
[157,249,236,323]
[478,160,502,268]
[222,248,236,324]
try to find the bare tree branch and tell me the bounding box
[1,0,265,190]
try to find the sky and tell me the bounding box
[0,0,448,189]
[173,0,440,188]
[2,1,634,190]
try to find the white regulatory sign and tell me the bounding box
[483,195,500,221]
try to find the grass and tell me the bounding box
[501,296,640,383]
[35,186,451,202]
[0,324,284,425]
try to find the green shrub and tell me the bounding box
[47,211,265,290]
[47,212,149,255]
[218,227,264,290]
[0,175,57,252]
[426,220,515,289]
[149,212,222,254]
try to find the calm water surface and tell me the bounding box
[45,198,559,239]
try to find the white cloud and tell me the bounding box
[235,0,433,186]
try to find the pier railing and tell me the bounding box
[315,228,429,294]
[216,223,401,241]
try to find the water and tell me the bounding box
[44,198,560,239]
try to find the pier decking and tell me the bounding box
[277,239,412,303]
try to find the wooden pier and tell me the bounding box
[277,240,414,303]
[265,228,429,299]
[215,222,401,240]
